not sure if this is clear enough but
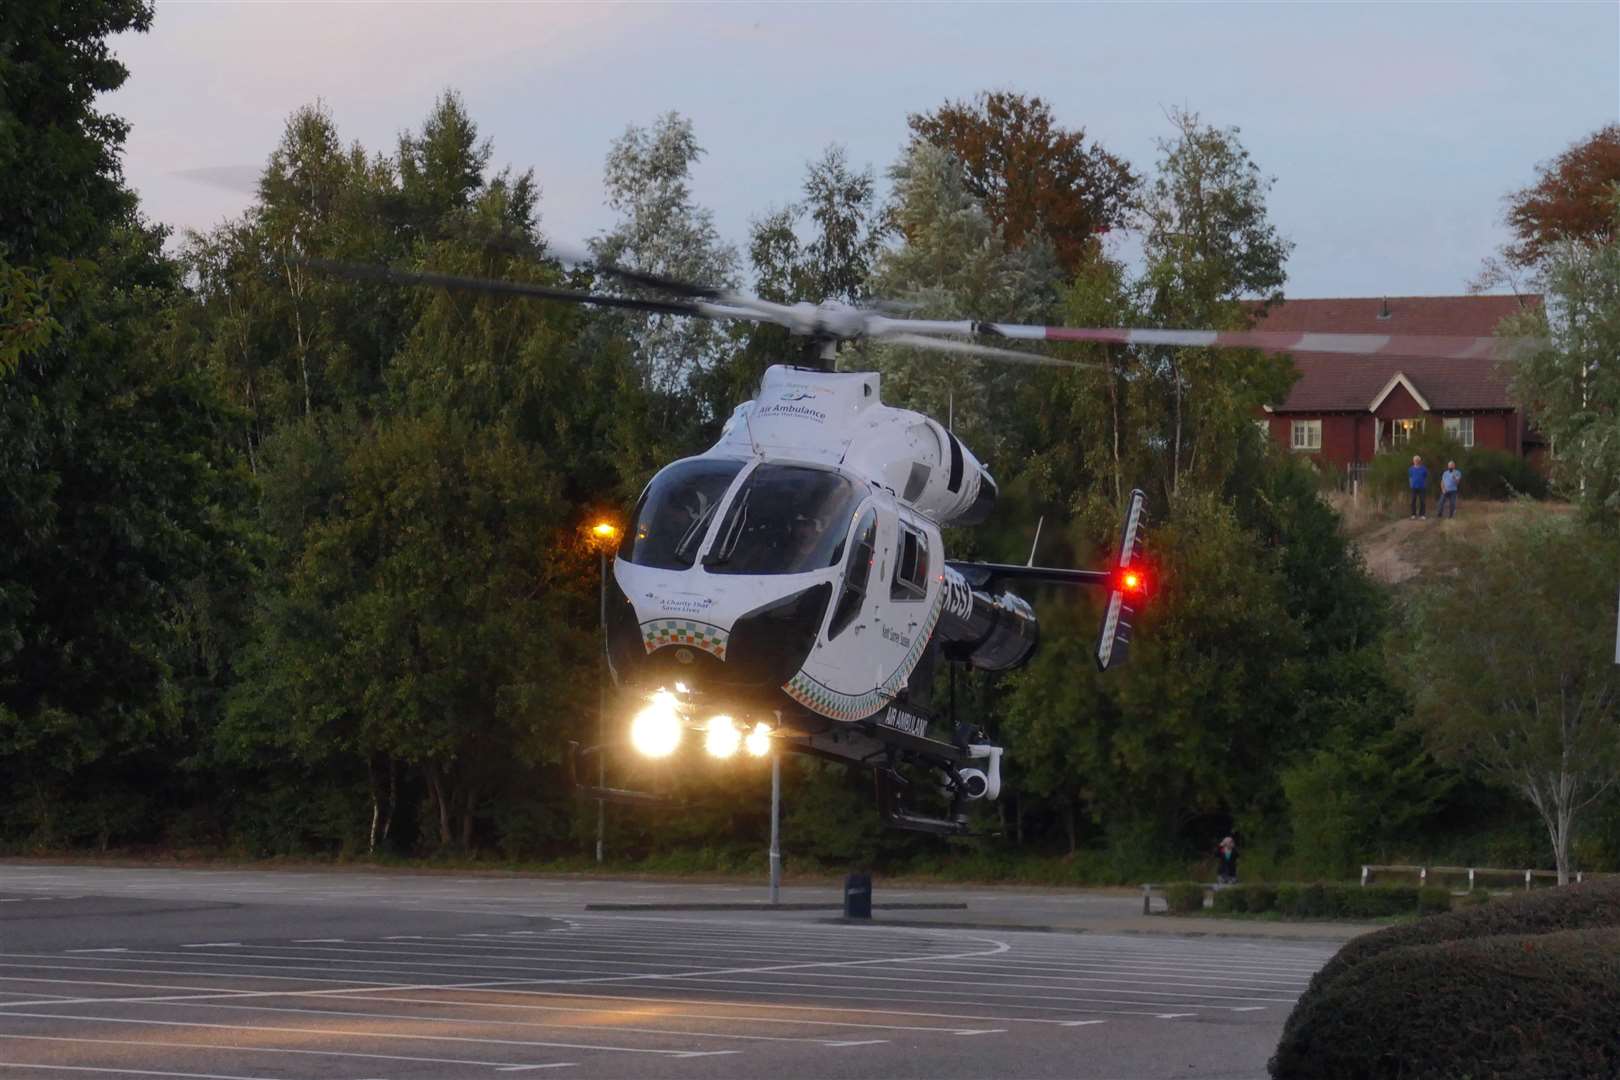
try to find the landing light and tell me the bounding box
[630,691,682,758]
[745,722,773,758]
[705,715,742,759]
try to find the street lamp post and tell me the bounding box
[590,521,619,864]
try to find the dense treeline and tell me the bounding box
[3,3,1617,880]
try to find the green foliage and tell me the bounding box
[1365,428,1547,502]
[1302,877,1620,1001]
[1501,200,1620,518]
[1163,883,1206,914]
[0,0,151,261]
[1211,886,1249,913]
[1242,883,1278,913]
[1406,514,1620,882]
[1270,928,1620,1080]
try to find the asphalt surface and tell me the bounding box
[0,864,1341,1079]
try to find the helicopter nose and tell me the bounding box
[606,576,831,697]
[723,583,832,689]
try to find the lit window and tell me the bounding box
[1290,419,1321,451]
[1391,418,1425,446]
[1443,416,1475,448]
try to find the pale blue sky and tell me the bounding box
[110,1,1618,299]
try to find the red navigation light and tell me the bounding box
[1119,569,1147,596]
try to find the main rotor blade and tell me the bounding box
[963,322,1545,361]
[883,332,1108,371]
[303,259,727,319]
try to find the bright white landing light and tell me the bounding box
[630,691,682,758]
[745,722,773,758]
[705,714,742,759]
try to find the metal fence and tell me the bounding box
[1360,863,1610,891]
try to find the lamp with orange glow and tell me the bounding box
[591,521,620,544]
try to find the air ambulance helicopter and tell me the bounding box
[317,255,1520,834]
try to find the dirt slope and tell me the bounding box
[1330,495,1577,586]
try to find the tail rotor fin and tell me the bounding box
[1095,489,1149,672]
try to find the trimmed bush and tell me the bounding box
[1270,928,1620,1079]
[1163,882,1206,914]
[1417,886,1452,915]
[1242,883,1278,913]
[1303,878,1620,1002]
[1211,886,1248,914]
[1275,882,1301,914]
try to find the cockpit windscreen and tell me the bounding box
[704,465,861,575]
[620,458,747,571]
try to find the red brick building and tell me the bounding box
[1254,295,1542,472]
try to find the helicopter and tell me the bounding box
[315,255,1527,834]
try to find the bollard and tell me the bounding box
[844,873,873,919]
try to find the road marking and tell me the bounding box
[824,1040,888,1047]
[0,1033,575,1072]
[0,1011,734,1058]
[953,1029,1006,1036]
[179,943,241,949]
[0,1064,277,1079]
[1060,1020,1107,1026]
[293,938,346,944]
[1231,1006,1267,1011]
[1155,1013,1195,1019]
[64,949,127,954]
[138,998,837,1045]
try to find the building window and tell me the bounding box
[1290,419,1321,451]
[1390,418,1425,446]
[1443,416,1475,448]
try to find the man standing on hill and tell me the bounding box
[1409,455,1429,520]
[1439,460,1462,518]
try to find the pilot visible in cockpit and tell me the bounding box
[787,513,824,570]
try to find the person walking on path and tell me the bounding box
[1439,460,1462,518]
[1216,836,1239,885]
[1408,455,1429,520]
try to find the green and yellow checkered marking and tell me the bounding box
[641,619,729,660]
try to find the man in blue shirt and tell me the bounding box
[1408,455,1429,520]
[1439,460,1462,518]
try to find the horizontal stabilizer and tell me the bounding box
[946,562,1110,590]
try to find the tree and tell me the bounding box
[908,91,1137,273]
[0,1,254,846]
[591,113,739,390]
[749,144,885,306]
[867,141,1063,463]
[1406,513,1620,884]
[0,0,149,261]
[1503,125,1620,269]
[1499,198,1620,517]
[1137,109,1294,501]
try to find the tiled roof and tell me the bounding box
[1257,295,1540,412]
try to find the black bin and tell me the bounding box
[843,873,872,919]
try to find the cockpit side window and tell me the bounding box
[890,524,930,602]
[620,458,746,571]
[704,465,862,576]
[827,507,877,640]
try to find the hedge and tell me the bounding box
[1301,878,1620,1002]
[1212,882,1447,919]
[1164,882,1205,914]
[1269,928,1620,1080]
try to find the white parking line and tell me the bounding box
[0,1011,739,1059]
[0,1065,278,1079]
[0,1033,576,1072]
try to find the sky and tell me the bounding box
[107,1,1619,300]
